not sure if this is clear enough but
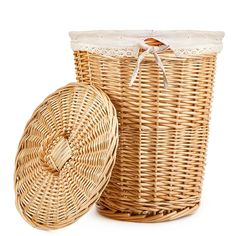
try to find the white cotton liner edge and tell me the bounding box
[69,30,224,58]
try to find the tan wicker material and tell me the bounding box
[72,37,218,222]
[14,83,119,229]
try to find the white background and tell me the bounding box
[0,0,235,235]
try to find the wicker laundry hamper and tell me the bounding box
[70,30,224,222]
[14,83,119,229]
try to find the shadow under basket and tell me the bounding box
[70,30,224,222]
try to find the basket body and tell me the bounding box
[73,46,217,222]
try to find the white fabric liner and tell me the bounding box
[69,30,224,58]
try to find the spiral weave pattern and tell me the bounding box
[15,83,119,229]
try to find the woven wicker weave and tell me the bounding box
[14,83,118,229]
[73,38,217,222]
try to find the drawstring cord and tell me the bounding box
[129,43,169,88]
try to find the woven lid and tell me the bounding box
[14,83,118,230]
[69,30,224,57]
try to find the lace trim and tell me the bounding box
[71,43,139,57]
[72,43,222,58]
[70,30,224,58]
[174,46,222,57]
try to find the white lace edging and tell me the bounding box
[69,30,224,58]
[174,46,223,57]
[70,43,139,58]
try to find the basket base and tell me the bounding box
[97,204,200,223]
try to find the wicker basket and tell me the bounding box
[15,83,119,229]
[70,30,224,222]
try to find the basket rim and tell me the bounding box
[69,30,224,58]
